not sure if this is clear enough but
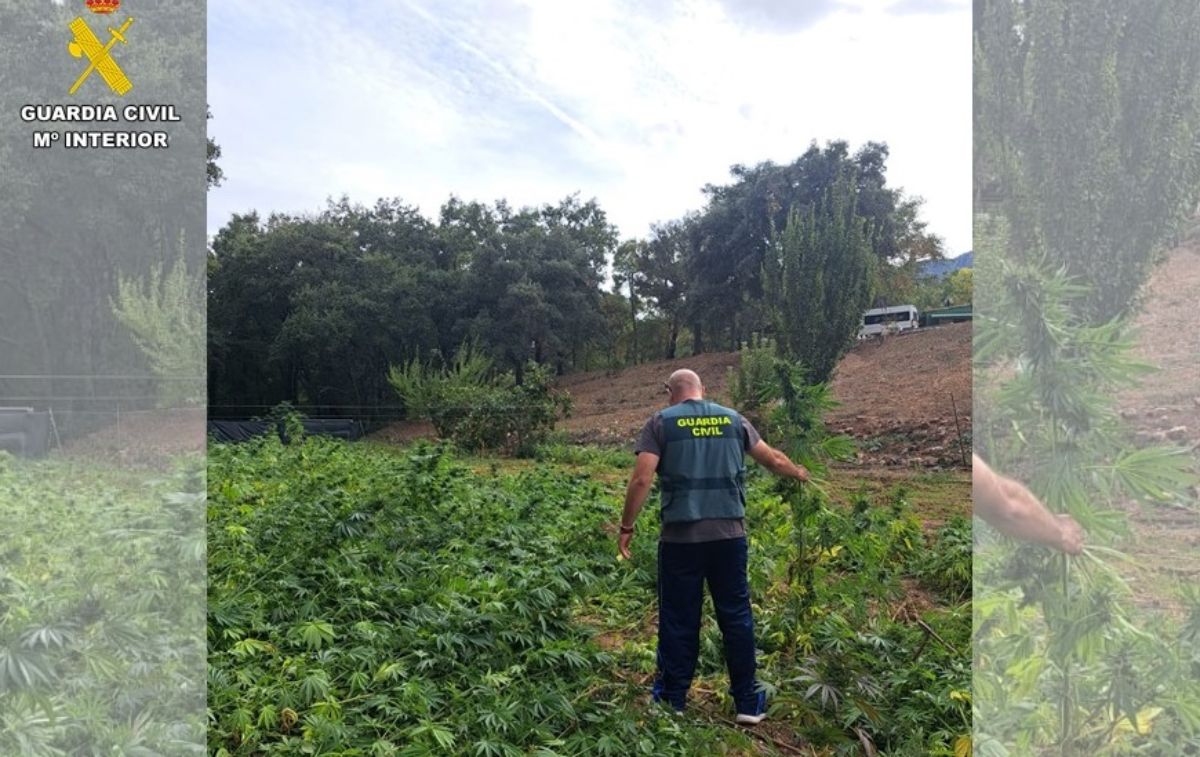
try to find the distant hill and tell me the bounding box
[918,251,972,279]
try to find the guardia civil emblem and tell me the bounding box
[68,0,135,96]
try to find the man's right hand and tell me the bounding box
[749,441,809,482]
[974,454,1087,555]
[1056,514,1084,555]
[618,528,634,560]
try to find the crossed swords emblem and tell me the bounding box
[67,16,135,96]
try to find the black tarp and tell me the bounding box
[207,419,364,444]
[0,408,52,458]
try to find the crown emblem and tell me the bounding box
[85,0,121,14]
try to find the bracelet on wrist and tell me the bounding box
[619,524,635,534]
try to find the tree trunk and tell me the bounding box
[628,295,640,365]
[692,321,704,355]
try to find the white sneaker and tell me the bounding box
[735,691,768,725]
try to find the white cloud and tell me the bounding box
[208,0,970,252]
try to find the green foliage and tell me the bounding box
[729,345,856,479]
[615,220,694,360]
[689,141,941,353]
[206,144,944,418]
[389,347,570,456]
[763,173,877,383]
[974,250,1200,752]
[207,438,970,755]
[208,196,614,416]
[904,267,975,313]
[0,457,206,753]
[943,268,973,307]
[452,365,572,457]
[207,439,738,755]
[257,401,307,445]
[976,0,1200,323]
[388,342,493,423]
[456,195,616,375]
[208,201,455,417]
[753,482,970,755]
[973,6,1200,734]
[111,244,205,407]
[728,342,780,415]
[207,106,224,189]
[532,440,631,470]
[914,517,972,603]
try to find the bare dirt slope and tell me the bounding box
[556,351,742,444]
[826,322,971,467]
[1116,241,1200,609]
[56,408,206,469]
[557,322,972,468]
[1120,242,1200,444]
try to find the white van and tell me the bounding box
[858,305,919,339]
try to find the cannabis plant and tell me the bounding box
[974,250,1200,755]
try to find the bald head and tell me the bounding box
[666,369,703,402]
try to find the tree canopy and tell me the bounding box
[208,142,947,421]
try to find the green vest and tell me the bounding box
[657,399,747,524]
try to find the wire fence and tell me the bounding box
[0,374,203,381]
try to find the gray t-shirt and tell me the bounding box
[634,402,762,543]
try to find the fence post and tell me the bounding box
[949,392,968,468]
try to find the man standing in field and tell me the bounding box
[618,369,810,724]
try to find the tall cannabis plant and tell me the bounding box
[763,172,876,384]
[975,2,1200,749]
[973,248,1200,754]
[111,241,205,407]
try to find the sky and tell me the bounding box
[207,0,971,254]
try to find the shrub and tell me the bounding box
[388,346,570,456]
[914,516,971,603]
[255,400,306,444]
[447,363,571,456]
[387,342,493,426]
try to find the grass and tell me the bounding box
[806,466,970,530]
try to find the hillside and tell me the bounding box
[558,321,971,468]
[1119,241,1200,443]
[1116,240,1200,607]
